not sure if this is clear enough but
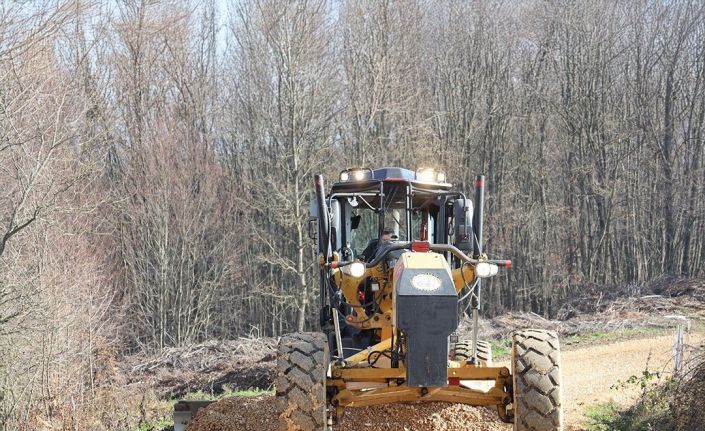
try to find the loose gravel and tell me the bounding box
[189,331,704,431]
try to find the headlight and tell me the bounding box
[348,262,366,278]
[411,273,442,291]
[437,172,446,183]
[475,262,498,278]
[340,171,350,181]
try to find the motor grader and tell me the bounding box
[276,167,563,430]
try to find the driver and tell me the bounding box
[361,226,396,262]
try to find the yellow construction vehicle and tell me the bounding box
[276,167,563,430]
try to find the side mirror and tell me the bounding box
[453,198,473,251]
[351,215,361,230]
[308,218,317,241]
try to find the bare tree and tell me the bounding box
[223,0,339,332]
[2,0,705,427]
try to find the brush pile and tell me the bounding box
[124,338,276,398]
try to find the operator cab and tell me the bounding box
[310,167,486,360]
[312,167,474,265]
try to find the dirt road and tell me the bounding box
[557,332,701,430]
[189,332,702,431]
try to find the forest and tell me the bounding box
[0,0,704,428]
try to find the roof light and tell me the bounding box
[339,168,372,182]
[417,168,436,182]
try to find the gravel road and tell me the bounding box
[188,331,702,431]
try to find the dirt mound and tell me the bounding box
[648,276,705,301]
[124,338,276,398]
[461,300,680,343]
[186,396,277,431]
[468,311,561,340]
[186,395,510,431]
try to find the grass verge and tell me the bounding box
[489,338,512,358]
[562,327,672,349]
[585,374,677,431]
[181,387,274,401]
[491,327,671,360]
[585,402,621,431]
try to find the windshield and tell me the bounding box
[349,208,378,257]
[343,185,438,257]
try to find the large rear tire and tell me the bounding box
[511,329,563,431]
[275,332,329,431]
[452,340,493,365]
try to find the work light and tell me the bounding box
[475,262,499,278]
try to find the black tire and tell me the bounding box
[452,340,493,365]
[275,332,329,431]
[511,329,563,431]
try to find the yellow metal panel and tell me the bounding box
[451,263,475,293]
[334,385,506,408]
[339,338,392,365]
[337,264,388,329]
[332,366,509,381]
[399,252,450,270]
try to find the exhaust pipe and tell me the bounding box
[472,175,485,258]
[314,174,332,329]
[314,174,330,259]
[470,175,485,363]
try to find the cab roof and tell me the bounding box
[329,167,453,194]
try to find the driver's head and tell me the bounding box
[382,226,395,241]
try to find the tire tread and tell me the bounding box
[276,332,328,430]
[512,329,563,431]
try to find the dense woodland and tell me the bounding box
[1,0,704,428]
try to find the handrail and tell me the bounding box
[327,241,511,269]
